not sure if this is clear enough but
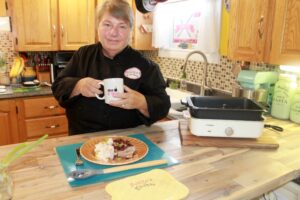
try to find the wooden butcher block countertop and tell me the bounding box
[0,117,300,200]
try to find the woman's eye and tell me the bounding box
[103,23,111,28]
[120,25,128,29]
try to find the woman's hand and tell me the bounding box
[109,85,150,117]
[70,77,102,98]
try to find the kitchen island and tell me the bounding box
[0,117,300,199]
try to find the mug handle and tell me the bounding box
[95,82,105,100]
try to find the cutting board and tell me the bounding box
[179,120,279,149]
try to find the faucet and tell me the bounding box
[181,50,208,96]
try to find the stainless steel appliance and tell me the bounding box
[50,52,74,83]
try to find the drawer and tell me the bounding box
[25,115,68,138]
[23,97,65,118]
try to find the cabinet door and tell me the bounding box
[228,0,271,61]
[131,0,155,50]
[0,100,19,145]
[59,0,95,50]
[269,0,300,66]
[0,0,6,16]
[12,0,59,51]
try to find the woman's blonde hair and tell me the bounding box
[96,0,134,29]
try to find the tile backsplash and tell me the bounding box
[1,32,277,93]
[0,32,16,69]
[142,50,277,92]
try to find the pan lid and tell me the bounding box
[135,0,168,13]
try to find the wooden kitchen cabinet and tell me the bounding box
[0,99,20,145]
[58,0,95,50]
[268,0,300,66]
[16,96,68,140]
[96,0,155,50]
[10,0,95,51]
[0,0,7,16]
[131,0,155,50]
[228,0,272,62]
[228,0,300,66]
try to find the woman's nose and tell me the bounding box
[109,25,119,36]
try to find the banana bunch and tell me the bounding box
[9,56,24,78]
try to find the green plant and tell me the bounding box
[169,80,180,89]
[0,53,7,72]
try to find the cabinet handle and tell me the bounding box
[44,105,58,110]
[52,25,56,38]
[61,25,64,37]
[45,124,60,129]
[258,15,264,39]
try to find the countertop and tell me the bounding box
[0,86,188,100]
[0,85,53,99]
[0,86,191,119]
[1,118,300,200]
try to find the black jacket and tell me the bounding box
[51,43,170,135]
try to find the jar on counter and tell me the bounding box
[271,74,297,119]
[21,66,36,82]
[290,83,300,124]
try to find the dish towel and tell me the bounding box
[106,169,189,200]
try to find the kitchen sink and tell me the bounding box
[171,102,187,112]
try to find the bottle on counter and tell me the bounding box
[290,80,300,124]
[271,74,297,119]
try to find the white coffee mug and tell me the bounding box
[95,78,124,104]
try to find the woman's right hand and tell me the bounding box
[70,77,102,98]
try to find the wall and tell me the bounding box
[143,50,277,92]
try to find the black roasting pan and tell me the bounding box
[184,96,265,121]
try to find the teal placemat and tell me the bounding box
[55,134,179,187]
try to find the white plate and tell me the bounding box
[80,136,148,166]
[22,81,40,87]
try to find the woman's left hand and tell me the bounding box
[109,85,149,117]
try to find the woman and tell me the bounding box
[51,0,170,135]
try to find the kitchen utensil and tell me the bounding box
[184,96,265,121]
[135,0,168,13]
[80,136,148,166]
[179,120,279,149]
[183,97,266,138]
[68,159,168,179]
[75,148,83,166]
[189,118,264,138]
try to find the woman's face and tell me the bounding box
[98,12,131,58]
